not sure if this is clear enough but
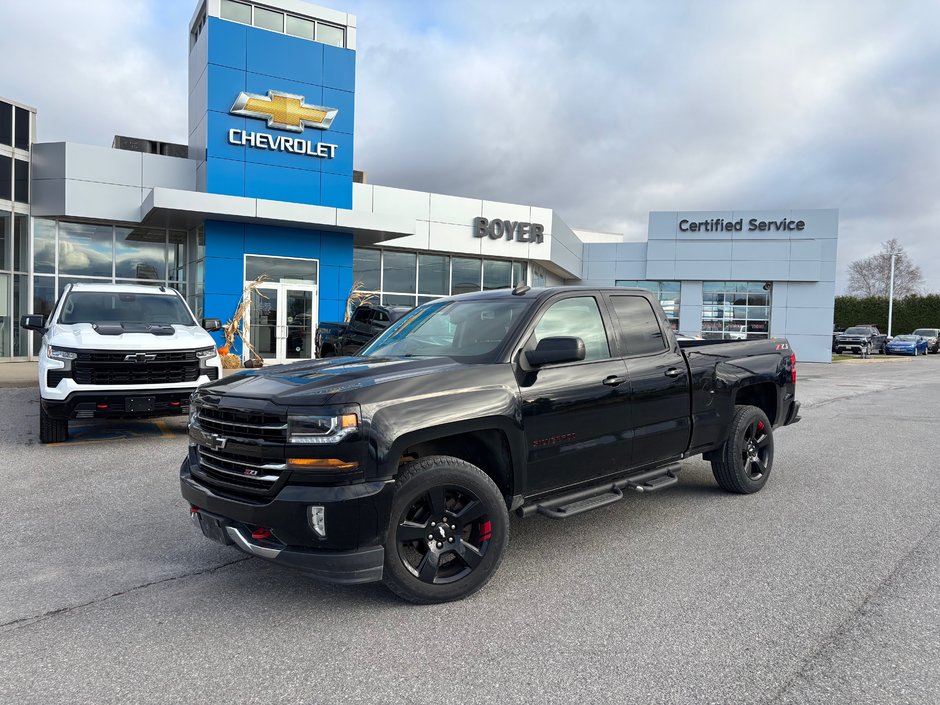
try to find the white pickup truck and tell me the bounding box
[20,283,224,443]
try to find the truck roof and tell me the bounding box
[445,286,653,303]
[65,282,181,296]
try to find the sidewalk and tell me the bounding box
[0,362,37,388]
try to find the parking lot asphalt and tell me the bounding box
[0,357,938,704]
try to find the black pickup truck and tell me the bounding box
[833,325,888,355]
[182,286,800,603]
[315,303,411,357]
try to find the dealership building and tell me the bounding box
[0,0,839,364]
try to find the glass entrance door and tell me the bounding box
[246,283,318,364]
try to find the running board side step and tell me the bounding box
[520,464,681,519]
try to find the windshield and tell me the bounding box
[912,329,936,337]
[359,299,532,362]
[892,335,917,342]
[843,327,873,335]
[59,291,196,326]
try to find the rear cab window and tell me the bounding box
[607,295,669,356]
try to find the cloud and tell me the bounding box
[3,0,939,291]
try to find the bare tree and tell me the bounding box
[847,238,924,297]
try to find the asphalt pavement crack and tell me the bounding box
[0,556,251,634]
[763,519,940,705]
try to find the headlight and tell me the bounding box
[288,414,358,444]
[196,346,218,360]
[47,346,77,361]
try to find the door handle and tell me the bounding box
[664,368,683,378]
[603,375,627,387]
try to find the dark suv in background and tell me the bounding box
[834,325,888,355]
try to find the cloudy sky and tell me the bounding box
[2,0,939,292]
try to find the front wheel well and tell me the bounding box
[397,430,514,502]
[733,383,778,425]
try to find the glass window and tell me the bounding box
[533,296,610,362]
[220,0,251,24]
[382,251,416,294]
[245,254,317,283]
[418,254,449,295]
[115,227,166,280]
[13,214,28,272]
[382,294,417,307]
[353,248,380,291]
[700,282,771,340]
[615,280,680,328]
[286,15,315,40]
[13,160,28,203]
[451,257,481,295]
[512,261,526,287]
[0,210,8,270]
[14,107,29,150]
[31,275,56,354]
[168,230,187,282]
[0,155,10,200]
[57,277,111,296]
[254,6,284,32]
[12,274,29,356]
[0,103,11,146]
[0,273,9,356]
[33,218,55,274]
[531,265,546,288]
[316,23,345,47]
[609,295,667,356]
[352,307,372,324]
[58,222,113,277]
[483,260,512,290]
[58,290,196,325]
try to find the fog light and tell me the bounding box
[308,506,326,538]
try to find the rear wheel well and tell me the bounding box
[398,430,514,502]
[733,383,778,425]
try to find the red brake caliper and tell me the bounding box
[479,520,492,542]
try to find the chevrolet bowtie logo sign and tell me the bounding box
[230,90,338,132]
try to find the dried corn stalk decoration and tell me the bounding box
[346,282,376,322]
[219,275,269,368]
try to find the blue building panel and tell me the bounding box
[320,171,353,209]
[244,73,323,106]
[319,298,347,325]
[322,87,355,135]
[322,45,356,92]
[244,224,321,259]
[320,131,354,176]
[244,162,321,205]
[246,26,324,85]
[207,17,247,71]
[204,156,245,197]
[207,64,247,113]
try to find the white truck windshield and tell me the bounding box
[59,292,196,326]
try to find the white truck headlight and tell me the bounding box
[195,346,218,360]
[288,414,358,444]
[47,346,77,361]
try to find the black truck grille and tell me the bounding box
[72,350,200,385]
[195,447,287,493]
[194,406,288,442]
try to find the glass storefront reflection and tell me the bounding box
[58,222,113,277]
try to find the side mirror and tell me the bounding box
[20,314,46,333]
[202,318,222,332]
[525,336,586,367]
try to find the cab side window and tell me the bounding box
[352,307,372,325]
[609,295,667,356]
[532,296,610,361]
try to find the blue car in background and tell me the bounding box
[885,334,929,356]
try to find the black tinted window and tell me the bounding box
[352,307,372,324]
[14,107,29,149]
[609,295,667,355]
[59,292,195,325]
[0,103,11,146]
[0,155,10,200]
[13,159,28,203]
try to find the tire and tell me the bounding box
[39,406,68,444]
[382,455,509,604]
[710,405,774,494]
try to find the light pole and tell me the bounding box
[887,253,896,337]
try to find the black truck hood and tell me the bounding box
[199,356,464,405]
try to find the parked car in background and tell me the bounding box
[911,328,939,354]
[885,334,929,356]
[832,326,844,352]
[316,303,412,357]
[834,325,887,355]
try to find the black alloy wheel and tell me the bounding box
[383,456,508,603]
[711,405,775,494]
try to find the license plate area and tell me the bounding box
[197,513,233,546]
[126,396,155,412]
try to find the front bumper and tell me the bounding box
[41,388,198,419]
[181,458,393,584]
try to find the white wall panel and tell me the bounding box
[372,185,430,220]
[430,193,483,224]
